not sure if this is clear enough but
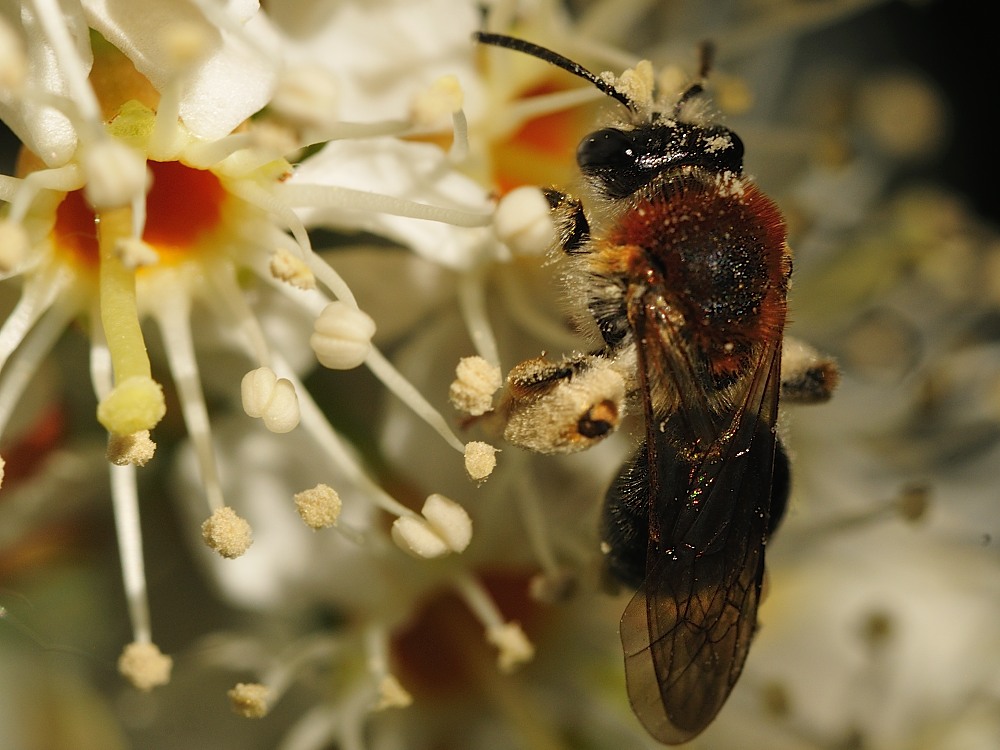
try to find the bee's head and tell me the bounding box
[473,33,741,200]
[577,121,745,199]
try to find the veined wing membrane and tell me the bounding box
[618,291,783,744]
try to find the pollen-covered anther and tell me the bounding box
[241,366,300,433]
[410,75,463,128]
[613,60,655,109]
[464,441,498,482]
[311,301,376,370]
[270,63,340,131]
[0,15,27,93]
[97,375,166,435]
[228,682,271,719]
[0,219,30,273]
[107,430,156,467]
[494,186,556,257]
[391,494,472,559]
[80,139,151,211]
[115,237,160,270]
[269,248,316,290]
[118,641,173,691]
[375,675,413,711]
[201,506,253,559]
[449,356,502,416]
[294,483,342,530]
[486,622,535,673]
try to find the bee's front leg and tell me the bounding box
[499,352,627,454]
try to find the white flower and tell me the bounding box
[0,0,492,692]
[3,1,997,750]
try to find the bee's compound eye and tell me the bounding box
[577,128,634,172]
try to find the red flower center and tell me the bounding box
[53,160,226,268]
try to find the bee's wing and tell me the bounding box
[619,295,783,744]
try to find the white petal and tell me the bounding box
[0,0,92,165]
[268,0,481,120]
[293,138,493,269]
[81,0,279,138]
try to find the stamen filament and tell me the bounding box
[280,705,340,750]
[90,329,154,647]
[30,0,103,135]
[227,182,358,307]
[110,463,153,644]
[449,109,470,163]
[364,626,390,679]
[209,263,273,367]
[6,164,84,224]
[130,191,147,241]
[148,79,184,161]
[264,634,342,700]
[364,346,467,454]
[276,183,493,228]
[458,266,501,367]
[453,572,505,631]
[0,266,70,373]
[184,133,257,169]
[152,289,226,511]
[259,263,468,458]
[337,688,371,750]
[309,120,412,144]
[273,352,415,521]
[0,300,75,437]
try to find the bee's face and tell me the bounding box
[576,121,746,199]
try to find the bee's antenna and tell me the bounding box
[474,32,636,112]
[673,40,714,115]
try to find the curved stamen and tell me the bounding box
[152,286,226,511]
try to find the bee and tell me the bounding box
[476,32,837,744]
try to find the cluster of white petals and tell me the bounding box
[2,2,996,750]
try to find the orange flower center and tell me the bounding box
[490,81,594,194]
[53,160,227,268]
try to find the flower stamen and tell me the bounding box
[0,293,76,443]
[276,181,494,229]
[30,0,103,134]
[453,573,535,673]
[458,266,501,367]
[152,288,225,511]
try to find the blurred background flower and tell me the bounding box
[2,1,998,749]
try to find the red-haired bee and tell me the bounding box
[476,32,837,744]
